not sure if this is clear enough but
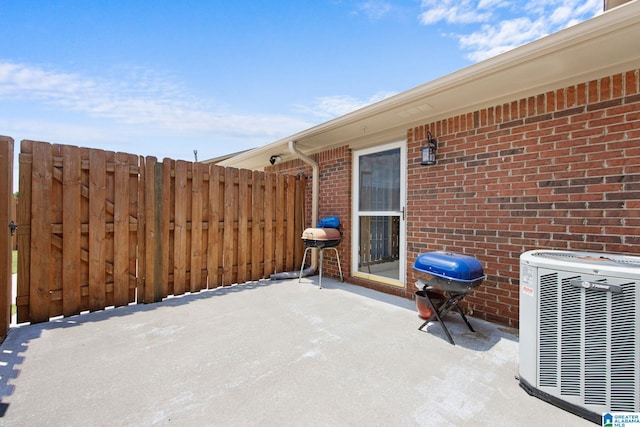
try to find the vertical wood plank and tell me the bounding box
[103,150,115,309]
[285,174,296,272]
[294,174,306,269]
[251,171,264,281]
[62,145,82,316]
[222,167,237,285]
[0,136,13,336]
[128,154,139,302]
[200,164,209,287]
[174,160,188,295]
[274,174,285,273]
[237,168,249,284]
[137,156,146,302]
[207,165,222,288]
[89,149,106,312]
[50,144,64,317]
[79,147,90,312]
[263,172,275,277]
[30,141,53,322]
[162,158,172,297]
[143,157,164,303]
[16,140,32,323]
[190,162,203,292]
[143,157,156,303]
[113,152,130,307]
[153,162,164,301]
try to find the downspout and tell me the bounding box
[269,140,319,280]
[288,140,319,271]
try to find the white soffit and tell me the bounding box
[218,1,640,170]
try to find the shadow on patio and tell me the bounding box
[0,277,587,426]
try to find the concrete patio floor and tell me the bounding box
[0,276,591,426]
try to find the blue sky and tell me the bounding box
[1,0,602,169]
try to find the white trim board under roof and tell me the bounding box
[216,1,640,171]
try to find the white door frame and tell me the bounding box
[351,141,406,287]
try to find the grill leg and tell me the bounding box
[300,245,342,288]
[326,247,343,282]
[418,287,456,345]
[440,292,475,333]
[454,302,475,332]
[319,248,324,289]
[299,247,312,283]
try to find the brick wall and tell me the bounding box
[407,68,640,327]
[270,68,640,328]
[269,146,352,279]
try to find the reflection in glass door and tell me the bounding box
[353,143,405,285]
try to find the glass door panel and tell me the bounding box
[353,143,405,285]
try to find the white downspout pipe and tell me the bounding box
[289,140,319,270]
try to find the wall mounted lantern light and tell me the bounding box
[269,155,282,165]
[420,132,438,165]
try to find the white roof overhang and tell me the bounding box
[217,1,640,170]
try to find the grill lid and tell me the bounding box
[301,227,341,241]
[413,251,485,282]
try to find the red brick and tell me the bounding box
[626,70,638,95]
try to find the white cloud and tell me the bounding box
[294,91,397,119]
[418,0,602,62]
[355,1,392,21]
[419,0,493,24]
[459,16,549,61]
[0,62,311,141]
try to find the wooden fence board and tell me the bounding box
[79,147,90,311]
[128,153,139,302]
[89,149,107,312]
[223,167,237,285]
[16,141,33,323]
[275,174,285,273]
[62,145,82,316]
[137,156,147,302]
[104,150,115,309]
[294,175,306,269]
[50,144,64,317]
[207,165,223,288]
[286,174,296,272]
[251,171,264,281]
[237,168,249,284]
[174,160,188,295]
[162,158,172,297]
[113,152,130,307]
[143,156,155,303]
[0,136,13,337]
[264,172,275,277]
[30,141,53,322]
[190,162,204,292]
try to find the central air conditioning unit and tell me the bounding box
[519,250,640,424]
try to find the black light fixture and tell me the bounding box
[269,155,282,165]
[421,132,438,165]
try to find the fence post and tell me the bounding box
[0,136,14,339]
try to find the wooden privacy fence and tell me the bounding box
[16,140,306,324]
